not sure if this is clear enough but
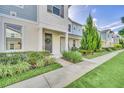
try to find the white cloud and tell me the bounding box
[92,8,96,14]
[93,18,98,27]
[93,18,97,22]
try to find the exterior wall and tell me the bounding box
[38,5,70,57]
[0,5,82,58]
[0,5,37,22]
[0,16,4,51]
[101,32,106,41]
[68,20,82,36]
[0,16,38,52]
[100,30,120,47]
[71,23,82,36]
[113,35,120,44]
[38,5,69,33]
[68,38,80,50]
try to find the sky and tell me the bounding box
[69,5,124,33]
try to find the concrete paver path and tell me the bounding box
[7,50,124,88]
[56,58,73,67]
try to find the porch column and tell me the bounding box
[65,32,68,51]
[38,28,43,51]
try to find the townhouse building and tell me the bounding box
[0,5,82,57]
[100,29,120,47]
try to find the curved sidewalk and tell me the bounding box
[6,50,124,88]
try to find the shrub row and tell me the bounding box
[62,51,83,63]
[0,51,50,64]
[0,51,57,78]
[79,44,123,55]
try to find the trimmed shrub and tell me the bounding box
[79,50,94,55]
[0,62,31,78]
[0,51,50,64]
[43,57,56,67]
[114,44,122,49]
[37,60,44,68]
[62,51,83,63]
[0,51,57,79]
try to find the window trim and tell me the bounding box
[4,23,23,51]
[47,5,64,18]
[53,6,60,16]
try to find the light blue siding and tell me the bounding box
[0,5,37,22]
[71,23,82,36]
[101,32,107,40]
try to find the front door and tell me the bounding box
[60,37,65,52]
[45,33,52,53]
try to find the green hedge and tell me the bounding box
[0,51,50,64]
[114,44,122,49]
[79,50,94,55]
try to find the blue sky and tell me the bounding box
[69,5,124,32]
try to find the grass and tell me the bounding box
[0,63,62,88]
[66,51,124,88]
[84,51,111,59]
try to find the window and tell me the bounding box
[53,6,60,16]
[5,23,22,50]
[73,26,76,30]
[10,44,14,50]
[47,5,52,13]
[47,5,64,18]
[10,11,16,17]
[68,24,71,32]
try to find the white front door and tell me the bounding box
[60,37,65,52]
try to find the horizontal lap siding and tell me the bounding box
[0,5,37,22]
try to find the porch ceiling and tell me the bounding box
[43,28,66,34]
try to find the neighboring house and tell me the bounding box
[0,5,82,57]
[113,34,120,44]
[99,29,120,47]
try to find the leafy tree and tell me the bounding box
[119,39,124,48]
[118,28,124,37]
[80,14,101,51]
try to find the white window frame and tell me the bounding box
[4,23,23,51]
[49,5,61,17]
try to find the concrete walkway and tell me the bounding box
[6,50,124,88]
[56,58,73,67]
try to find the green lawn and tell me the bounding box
[66,51,124,88]
[0,63,62,88]
[84,51,111,59]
